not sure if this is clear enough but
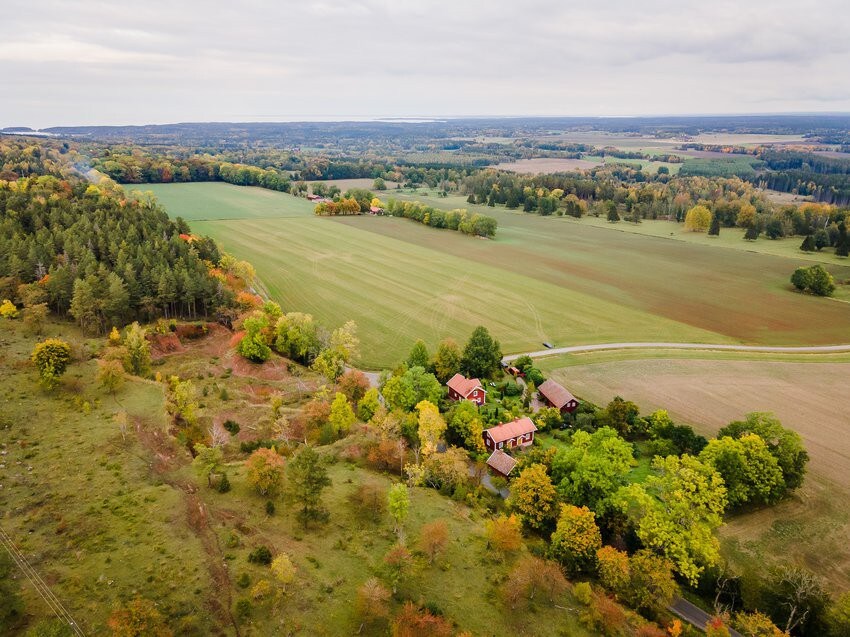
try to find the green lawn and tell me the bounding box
[144,183,850,369]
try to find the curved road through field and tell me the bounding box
[502,341,850,362]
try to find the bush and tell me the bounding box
[31,338,72,389]
[217,473,231,493]
[234,598,252,620]
[265,500,276,516]
[0,299,19,319]
[791,264,835,296]
[573,581,594,605]
[248,546,272,565]
[223,419,240,435]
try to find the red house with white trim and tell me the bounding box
[446,373,486,406]
[538,379,579,414]
[483,417,537,452]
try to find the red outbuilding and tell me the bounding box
[446,373,486,406]
[483,417,537,452]
[537,379,579,414]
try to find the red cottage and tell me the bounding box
[446,373,486,406]
[537,379,578,414]
[483,417,537,452]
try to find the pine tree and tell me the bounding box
[744,226,760,241]
[708,214,721,236]
[836,222,849,257]
[287,446,331,527]
[800,235,815,252]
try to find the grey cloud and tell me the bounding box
[1,0,848,126]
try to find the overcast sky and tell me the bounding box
[3,0,850,128]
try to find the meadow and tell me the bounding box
[144,182,850,369]
[0,321,220,634]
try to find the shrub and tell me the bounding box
[234,598,252,620]
[247,546,272,565]
[0,299,18,319]
[223,419,240,435]
[791,264,835,296]
[31,338,72,389]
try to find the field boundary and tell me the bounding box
[504,341,850,362]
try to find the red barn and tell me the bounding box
[538,379,578,414]
[483,417,537,452]
[446,373,486,406]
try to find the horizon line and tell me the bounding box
[5,111,850,131]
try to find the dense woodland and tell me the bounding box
[0,139,234,333]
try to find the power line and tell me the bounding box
[0,525,85,636]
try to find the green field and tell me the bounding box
[143,183,850,369]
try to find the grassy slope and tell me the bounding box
[145,183,850,369]
[0,323,594,635]
[0,321,219,634]
[216,461,592,636]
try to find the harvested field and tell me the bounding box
[491,157,602,173]
[547,357,850,589]
[548,359,850,485]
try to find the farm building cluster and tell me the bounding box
[445,372,579,479]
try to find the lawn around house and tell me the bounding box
[144,182,850,369]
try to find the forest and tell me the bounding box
[0,139,234,333]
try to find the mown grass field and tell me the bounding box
[543,357,850,589]
[145,183,850,369]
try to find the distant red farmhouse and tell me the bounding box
[486,449,518,477]
[306,194,321,201]
[369,206,384,215]
[446,373,486,406]
[483,417,537,452]
[538,379,579,414]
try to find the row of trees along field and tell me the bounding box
[89,144,480,189]
[311,186,499,238]
[0,139,248,334]
[461,167,850,243]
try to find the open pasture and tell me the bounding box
[146,183,850,369]
[569,215,850,266]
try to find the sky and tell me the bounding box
[2,0,850,128]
